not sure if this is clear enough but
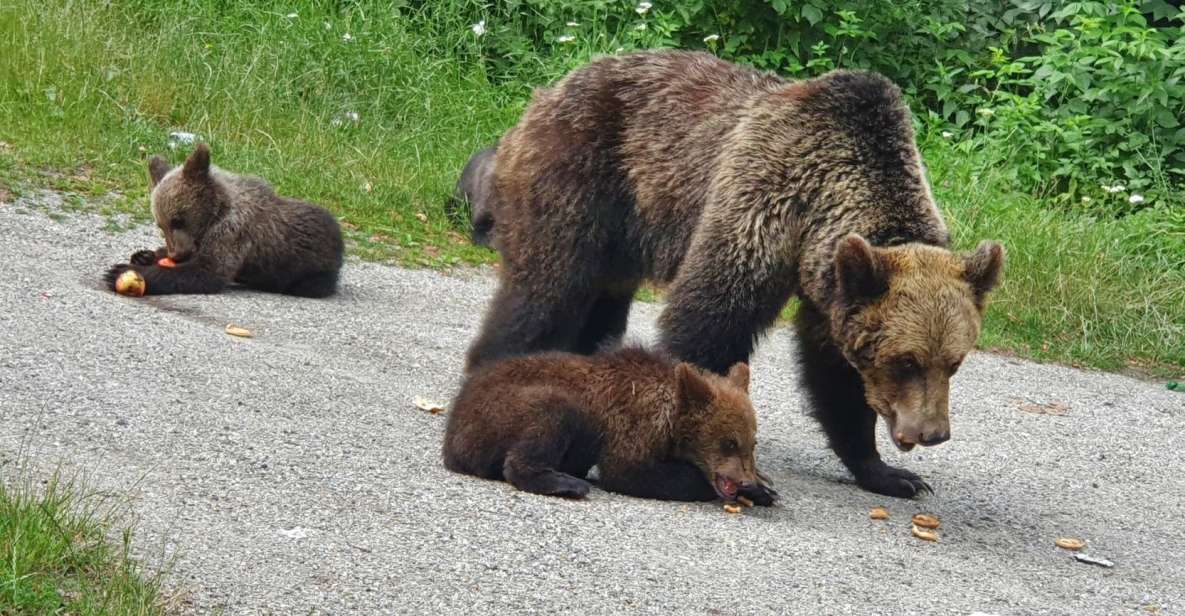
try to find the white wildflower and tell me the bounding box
[342,32,353,42]
[703,34,720,44]
[634,22,648,31]
[941,130,953,139]
[330,111,360,127]
[1081,196,1091,204]
[167,131,197,149]
[1104,184,1125,194]
[471,20,486,36]
[566,21,580,27]
[636,2,652,15]
[1128,193,1145,204]
[976,108,994,117]
[557,34,576,44]
[285,12,298,19]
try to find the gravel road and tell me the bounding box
[1,195,1182,615]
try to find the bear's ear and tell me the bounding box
[147,156,171,189]
[963,240,1005,307]
[726,362,750,393]
[834,234,889,305]
[182,143,211,181]
[675,363,715,411]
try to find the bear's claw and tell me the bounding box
[738,481,779,506]
[129,250,158,266]
[854,460,932,499]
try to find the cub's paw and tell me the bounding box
[103,264,135,290]
[738,480,779,507]
[854,461,932,499]
[129,250,159,266]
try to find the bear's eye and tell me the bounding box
[720,438,739,455]
[892,356,920,376]
[170,217,185,230]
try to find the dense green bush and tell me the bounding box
[427,0,1183,220]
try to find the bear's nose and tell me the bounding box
[919,430,950,446]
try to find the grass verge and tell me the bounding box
[0,0,1181,377]
[0,469,172,615]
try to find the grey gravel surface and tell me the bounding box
[1,196,1183,616]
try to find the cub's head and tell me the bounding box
[671,362,760,501]
[146,144,227,262]
[832,234,1004,452]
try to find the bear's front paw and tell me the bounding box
[738,480,779,507]
[103,264,135,290]
[129,250,159,266]
[854,461,932,499]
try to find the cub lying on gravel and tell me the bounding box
[104,143,344,297]
[443,345,778,505]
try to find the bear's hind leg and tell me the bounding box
[465,278,595,372]
[504,444,593,499]
[794,301,932,498]
[502,401,596,499]
[574,288,636,354]
[284,270,339,298]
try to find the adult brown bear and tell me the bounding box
[466,51,1004,498]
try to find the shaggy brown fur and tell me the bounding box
[465,51,1005,498]
[444,346,777,504]
[446,145,498,247]
[104,144,344,297]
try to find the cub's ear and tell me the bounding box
[147,156,171,188]
[963,240,1005,307]
[675,362,715,411]
[726,362,750,393]
[834,234,888,305]
[182,143,211,181]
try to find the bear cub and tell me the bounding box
[443,345,777,505]
[104,144,344,297]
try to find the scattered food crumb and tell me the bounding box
[413,397,446,414]
[912,513,940,529]
[911,524,938,542]
[225,324,253,338]
[1013,397,1070,415]
[869,506,889,520]
[722,503,742,514]
[1055,537,1086,551]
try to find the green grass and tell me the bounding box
[0,0,1181,377]
[0,469,171,615]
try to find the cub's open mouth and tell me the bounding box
[714,476,739,500]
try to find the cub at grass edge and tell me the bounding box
[105,144,344,297]
[444,345,778,505]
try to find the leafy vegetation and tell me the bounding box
[0,0,1180,374]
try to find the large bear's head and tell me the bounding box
[831,234,1004,451]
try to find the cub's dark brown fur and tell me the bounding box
[104,144,344,297]
[466,51,1005,498]
[444,346,776,504]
